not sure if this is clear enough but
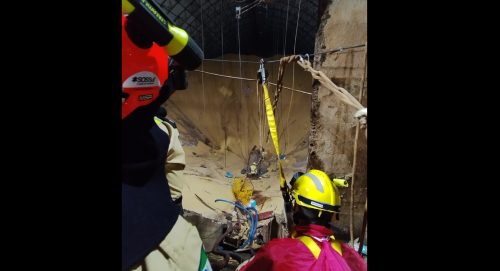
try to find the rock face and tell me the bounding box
[309,0,367,239]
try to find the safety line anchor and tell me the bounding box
[257,59,268,84]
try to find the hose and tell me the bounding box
[215,199,259,249]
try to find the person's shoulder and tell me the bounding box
[254,238,316,266]
[340,242,367,271]
[262,237,306,252]
[339,242,357,254]
[267,237,299,245]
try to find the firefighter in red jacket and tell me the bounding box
[121,0,210,270]
[237,169,367,271]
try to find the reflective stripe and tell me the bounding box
[154,116,163,125]
[296,235,342,259]
[303,172,324,193]
[297,195,339,212]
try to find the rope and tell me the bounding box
[359,42,368,102]
[350,43,368,244]
[202,44,367,65]
[310,44,366,56]
[265,43,366,63]
[271,57,291,114]
[256,80,262,149]
[240,0,262,16]
[236,14,246,158]
[292,0,302,57]
[237,15,243,94]
[221,0,226,168]
[266,55,366,158]
[262,83,286,189]
[349,122,360,245]
[194,70,255,81]
[281,55,364,110]
[268,83,311,95]
[279,0,291,136]
[264,58,287,144]
[358,44,368,135]
[282,0,290,56]
[271,24,281,146]
[200,0,206,115]
[192,70,311,95]
[261,83,266,149]
[204,59,260,64]
[220,0,224,73]
[358,199,367,255]
[285,0,302,153]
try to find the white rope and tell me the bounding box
[359,42,367,102]
[285,0,302,153]
[194,70,255,81]
[268,83,311,95]
[236,7,246,158]
[221,0,226,161]
[278,0,291,134]
[220,0,224,73]
[283,0,290,56]
[266,44,366,63]
[202,44,367,65]
[237,15,243,94]
[192,70,312,95]
[292,0,303,83]
[204,59,260,64]
[241,0,261,12]
[266,58,284,63]
[240,0,262,16]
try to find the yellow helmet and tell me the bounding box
[292,169,341,213]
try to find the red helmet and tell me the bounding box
[122,12,168,120]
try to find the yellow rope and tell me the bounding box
[262,83,286,188]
